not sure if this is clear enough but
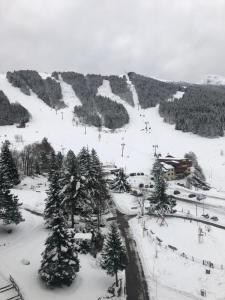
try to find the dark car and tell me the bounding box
[174,190,181,195]
[202,214,209,219]
[211,216,218,222]
[188,193,196,198]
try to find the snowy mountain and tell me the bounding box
[0,70,225,191]
[1,70,225,300]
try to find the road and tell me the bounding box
[116,211,149,300]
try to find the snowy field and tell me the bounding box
[130,216,225,300]
[113,189,225,300]
[0,176,115,300]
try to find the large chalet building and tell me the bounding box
[158,155,192,180]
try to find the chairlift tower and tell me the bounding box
[121,143,125,157]
[153,145,159,157]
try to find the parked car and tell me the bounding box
[140,172,144,176]
[202,214,209,219]
[197,194,206,201]
[211,216,218,222]
[173,190,181,195]
[188,193,196,198]
[150,184,154,188]
[202,186,210,191]
[145,185,149,188]
[177,183,185,187]
[129,173,136,176]
[137,173,141,176]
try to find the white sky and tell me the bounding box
[0,0,225,82]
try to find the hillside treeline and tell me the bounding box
[7,70,65,109]
[128,72,182,108]
[159,85,225,137]
[0,90,30,126]
[54,71,130,129]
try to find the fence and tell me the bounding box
[139,217,224,271]
[9,275,24,300]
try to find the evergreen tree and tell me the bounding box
[39,206,79,287]
[44,170,62,228]
[47,151,59,182]
[101,223,127,287]
[184,152,208,189]
[77,147,91,178]
[61,150,83,227]
[56,151,64,170]
[89,149,110,230]
[111,169,131,193]
[151,159,162,179]
[34,161,41,175]
[0,168,23,225]
[0,140,20,187]
[150,160,176,214]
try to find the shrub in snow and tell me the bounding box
[21,258,30,265]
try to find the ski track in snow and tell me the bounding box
[0,73,225,190]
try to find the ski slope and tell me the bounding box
[0,73,225,192]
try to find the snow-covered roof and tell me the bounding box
[161,162,174,171]
[74,233,92,240]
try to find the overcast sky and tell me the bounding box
[0,0,225,82]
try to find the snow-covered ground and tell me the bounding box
[1,72,225,299]
[0,73,225,191]
[130,216,225,300]
[112,187,225,300]
[0,176,116,300]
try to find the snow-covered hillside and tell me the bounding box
[0,73,225,192]
[203,74,225,85]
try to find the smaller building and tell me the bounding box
[161,162,176,180]
[158,156,192,180]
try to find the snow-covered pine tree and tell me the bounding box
[0,140,20,187]
[61,150,83,227]
[77,147,91,178]
[111,169,131,193]
[101,223,127,287]
[89,149,110,230]
[0,168,23,225]
[150,160,176,214]
[44,170,63,228]
[39,204,80,287]
[151,159,162,179]
[184,152,208,189]
[48,151,58,182]
[56,151,64,170]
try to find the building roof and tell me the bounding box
[75,233,92,240]
[161,162,174,171]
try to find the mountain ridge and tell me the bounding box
[0,70,225,137]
